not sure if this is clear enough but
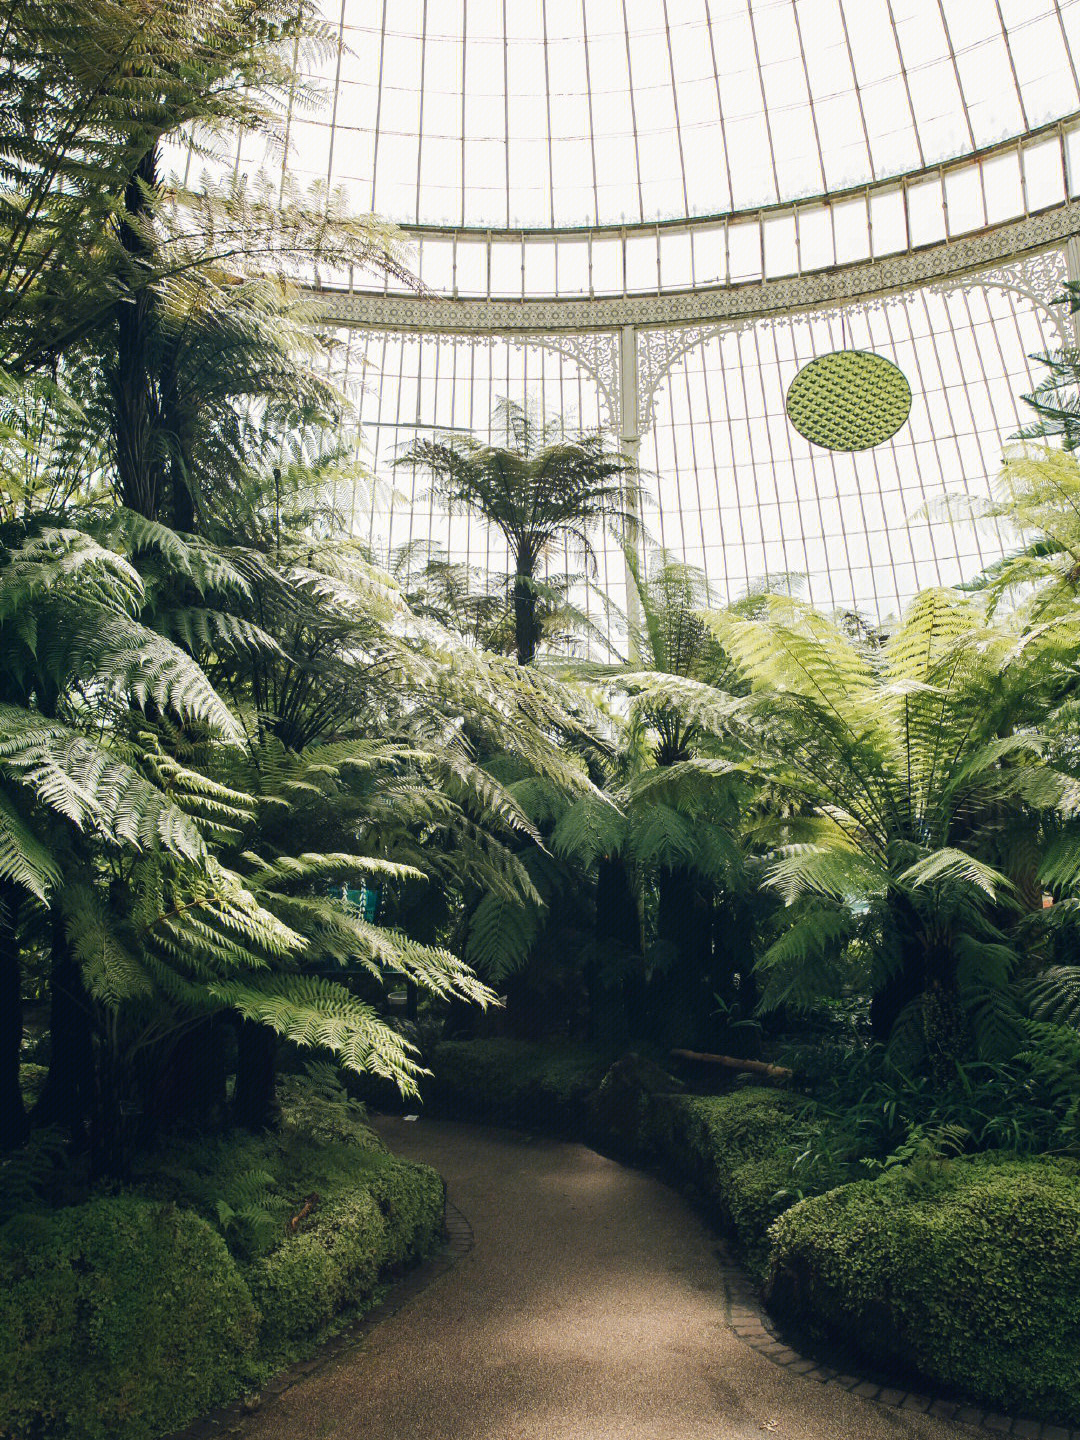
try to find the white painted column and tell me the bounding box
[1065,236,1080,348]
[618,323,644,662]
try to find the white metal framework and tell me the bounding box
[198,2,1080,646]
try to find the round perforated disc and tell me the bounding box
[786,350,912,451]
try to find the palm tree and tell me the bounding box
[396,400,639,664]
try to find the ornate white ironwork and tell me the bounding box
[310,203,1080,336]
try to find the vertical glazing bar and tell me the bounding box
[619,324,643,660]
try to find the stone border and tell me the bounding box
[716,1250,1074,1440]
[165,1197,473,1440]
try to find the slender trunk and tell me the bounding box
[0,881,28,1151]
[513,560,539,665]
[593,855,640,1047]
[112,143,167,521]
[33,907,94,1142]
[710,893,762,1058]
[653,865,711,1048]
[151,1016,228,1131]
[870,892,928,1045]
[169,457,195,532]
[232,1020,279,1131]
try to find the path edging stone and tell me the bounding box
[715,1244,1078,1440]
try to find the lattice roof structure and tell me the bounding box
[184,1,1080,643]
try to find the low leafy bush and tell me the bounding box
[1,1073,445,1438]
[276,1062,385,1151]
[766,1154,1080,1421]
[248,1151,444,1354]
[646,1089,814,1273]
[426,1039,605,1133]
[0,1197,258,1440]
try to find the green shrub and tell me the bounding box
[363,1154,445,1267]
[247,1149,444,1354]
[766,1154,1080,1421]
[0,1196,258,1440]
[645,1089,814,1272]
[1,1102,445,1438]
[277,1064,384,1151]
[248,1187,387,1348]
[17,1062,48,1109]
[427,1039,604,1133]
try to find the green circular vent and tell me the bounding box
[785,350,912,451]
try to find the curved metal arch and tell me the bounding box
[309,202,1080,339]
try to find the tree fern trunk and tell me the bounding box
[513,564,539,665]
[593,855,640,1047]
[112,142,167,521]
[0,880,28,1151]
[151,1016,228,1130]
[33,907,94,1142]
[654,865,711,1048]
[870,893,927,1044]
[232,1019,279,1131]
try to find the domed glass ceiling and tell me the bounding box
[196,1,1080,644]
[260,0,1080,229]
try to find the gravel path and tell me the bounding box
[240,1117,971,1440]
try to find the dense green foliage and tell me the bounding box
[0,1197,258,1440]
[645,1090,812,1273]
[767,1155,1080,1420]
[8,1,1080,1431]
[0,1076,444,1440]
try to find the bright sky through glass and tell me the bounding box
[183,1,1080,640]
[257,0,1080,229]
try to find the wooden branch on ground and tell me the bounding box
[670,1048,793,1081]
[288,1192,319,1231]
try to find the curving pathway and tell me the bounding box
[240,1118,973,1440]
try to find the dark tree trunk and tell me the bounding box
[0,881,28,1151]
[653,865,712,1048]
[112,143,168,521]
[151,1016,228,1131]
[170,459,195,532]
[513,563,539,665]
[870,899,928,1045]
[592,855,641,1047]
[33,907,94,1142]
[710,893,762,1058]
[232,1020,279,1131]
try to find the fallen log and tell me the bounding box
[670,1048,793,1081]
[288,1192,319,1231]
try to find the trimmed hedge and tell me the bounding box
[249,1151,444,1355]
[427,1038,1080,1421]
[426,1039,605,1133]
[645,1090,814,1274]
[0,1138,444,1439]
[765,1154,1080,1422]
[0,1197,258,1440]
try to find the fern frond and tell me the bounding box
[465,891,541,981]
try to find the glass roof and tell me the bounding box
[321,277,1058,635]
[258,0,1080,230]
